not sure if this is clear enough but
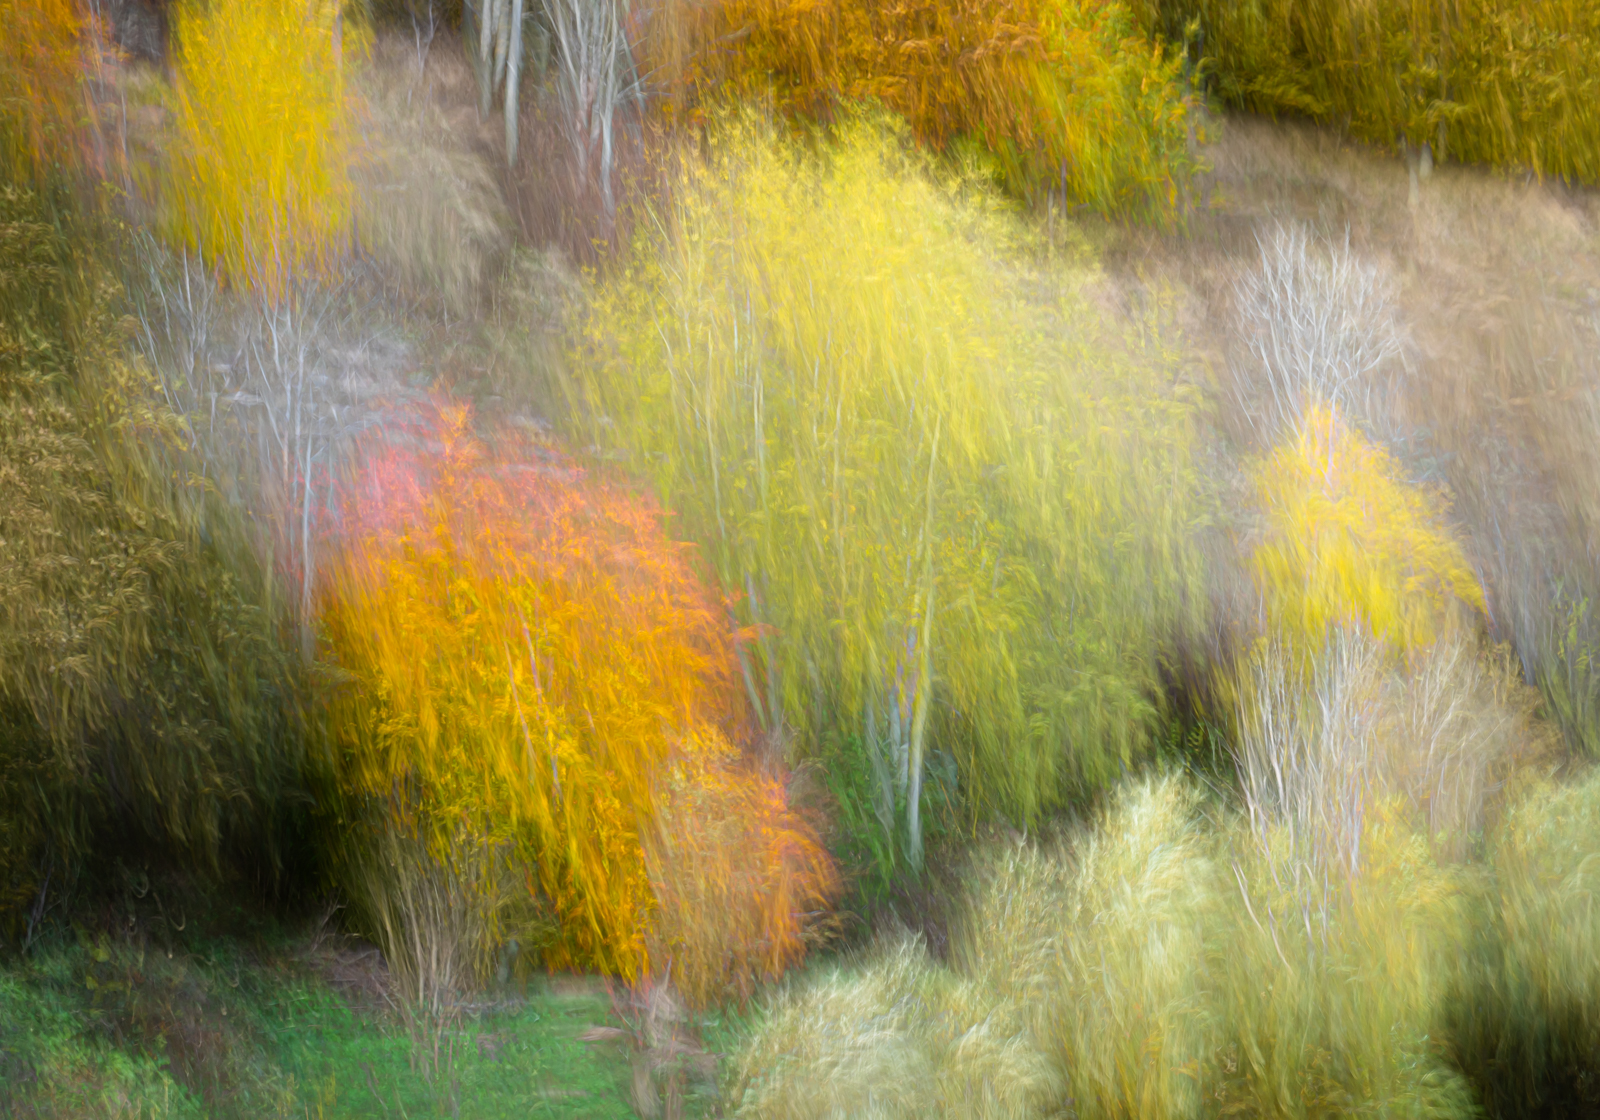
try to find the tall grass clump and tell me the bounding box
[725,933,1062,1119]
[317,395,839,1011]
[953,776,1220,1118]
[166,0,366,298]
[575,110,1207,877]
[1129,0,1600,183]
[650,0,1202,224]
[726,760,1497,1116]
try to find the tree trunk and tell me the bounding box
[506,0,524,165]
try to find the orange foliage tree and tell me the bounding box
[0,0,85,180]
[167,0,362,298]
[318,396,837,985]
[650,0,1198,223]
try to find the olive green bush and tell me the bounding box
[0,179,307,942]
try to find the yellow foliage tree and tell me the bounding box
[167,0,363,298]
[577,111,1208,874]
[1250,405,1484,659]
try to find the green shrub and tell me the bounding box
[0,959,205,1119]
[572,110,1208,878]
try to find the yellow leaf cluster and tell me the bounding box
[1250,406,1484,659]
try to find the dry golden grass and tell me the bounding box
[953,777,1219,1119]
[353,29,511,316]
[726,768,1503,1117]
[725,933,1062,1120]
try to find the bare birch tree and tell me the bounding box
[542,0,642,224]
[465,0,530,165]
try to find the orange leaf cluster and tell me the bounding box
[0,0,85,181]
[320,397,747,979]
[644,731,841,1010]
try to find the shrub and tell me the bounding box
[725,934,1061,1119]
[0,963,203,1119]
[166,0,366,298]
[1535,589,1600,760]
[1232,223,1404,441]
[1221,617,1551,1115]
[1234,628,1538,871]
[318,395,767,983]
[574,111,1207,877]
[1214,795,1479,1118]
[642,735,841,1012]
[1129,0,1600,184]
[1248,404,1483,659]
[654,0,1201,224]
[952,776,1219,1119]
[1447,767,1600,1114]
[729,768,1485,1118]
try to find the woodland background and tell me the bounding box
[2,0,1599,1115]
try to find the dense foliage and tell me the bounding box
[1130,0,1600,183]
[0,181,307,940]
[577,113,1208,879]
[653,0,1203,223]
[0,0,84,181]
[317,398,837,986]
